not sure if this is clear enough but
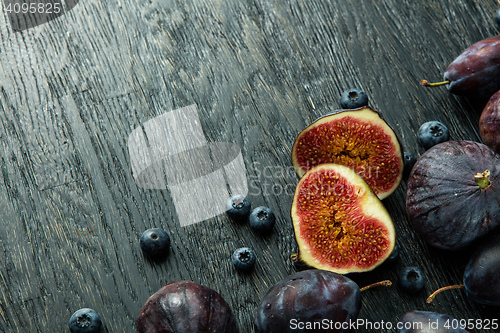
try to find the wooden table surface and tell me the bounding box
[0,0,499,332]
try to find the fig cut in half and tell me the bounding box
[291,106,404,199]
[291,163,396,274]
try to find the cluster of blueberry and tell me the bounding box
[226,194,276,272]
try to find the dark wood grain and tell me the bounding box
[0,0,499,332]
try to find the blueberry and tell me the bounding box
[140,228,170,258]
[399,266,425,293]
[403,152,417,171]
[340,88,369,109]
[232,247,256,272]
[226,195,251,220]
[384,244,400,265]
[69,308,102,333]
[249,206,276,233]
[418,121,450,149]
[495,8,500,26]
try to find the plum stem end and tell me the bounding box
[360,280,392,292]
[420,79,450,87]
[426,284,465,304]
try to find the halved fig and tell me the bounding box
[291,106,404,199]
[291,163,396,274]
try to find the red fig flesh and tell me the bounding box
[291,163,396,274]
[291,107,403,199]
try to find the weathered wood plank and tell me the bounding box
[0,0,499,332]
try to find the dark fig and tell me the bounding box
[422,35,500,99]
[479,89,500,154]
[136,280,239,333]
[291,106,404,199]
[406,141,500,250]
[398,310,474,333]
[291,163,395,274]
[254,269,361,333]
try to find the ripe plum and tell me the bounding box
[422,35,500,99]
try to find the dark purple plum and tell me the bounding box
[463,233,500,306]
[479,89,500,154]
[398,310,474,333]
[136,280,239,333]
[427,234,500,306]
[422,35,500,99]
[406,141,500,250]
[254,269,361,333]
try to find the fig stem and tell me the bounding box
[359,280,392,292]
[420,79,451,87]
[426,284,465,304]
[474,170,491,189]
[290,253,307,267]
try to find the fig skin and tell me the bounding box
[406,140,500,250]
[291,106,404,200]
[291,163,396,274]
[254,269,361,333]
[463,233,500,306]
[444,35,500,99]
[479,89,500,154]
[136,280,239,333]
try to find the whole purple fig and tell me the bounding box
[136,280,239,333]
[422,35,500,99]
[479,89,500,154]
[406,141,500,250]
